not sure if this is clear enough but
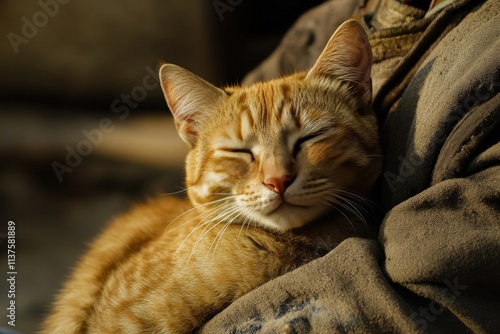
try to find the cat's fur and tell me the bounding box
[41,20,382,333]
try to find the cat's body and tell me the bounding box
[41,20,382,333]
[43,197,368,333]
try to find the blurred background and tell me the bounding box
[0,0,325,332]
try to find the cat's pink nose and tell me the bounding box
[264,175,294,196]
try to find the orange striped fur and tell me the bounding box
[41,20,382,333]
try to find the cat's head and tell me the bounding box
[160,20,381,232]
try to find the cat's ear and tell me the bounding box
[160,63,227,147]
[306,19,372,97]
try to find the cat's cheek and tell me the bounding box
[218,158,252,179]
[188,172,232,204]
[305,142,332,167]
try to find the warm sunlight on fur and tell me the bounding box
[41,20,382,334]
[160,20,379,232]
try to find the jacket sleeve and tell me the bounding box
[380,139,500,333]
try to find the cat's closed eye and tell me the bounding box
[292,130,328,157]
[225,148,255,161]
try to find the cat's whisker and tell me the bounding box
[334,188,384,213]
[164,201,214,234]
[173,213,221,262]
[196,203,241,245]
[232,211,254,239]
[322,188,376,219]
[173,202,237,262]
[323,190,373,231]
[199,205,244,263]
[211,209,254,258]
[182,200,242,260]
[206,209,246,263]
[204,221,233,263]
[165,205,216,238]
[159,186,189,196]
[164,196,237,234]
[320,199,358,232]
[237,209,254,237]
[331,190,383,223]
[328,194,367,227]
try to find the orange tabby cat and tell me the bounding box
[41,20,381,333]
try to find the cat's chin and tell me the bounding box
[249,203,321,232]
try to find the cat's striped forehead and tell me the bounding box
[230,82,299,140]
[217,77,334,145]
